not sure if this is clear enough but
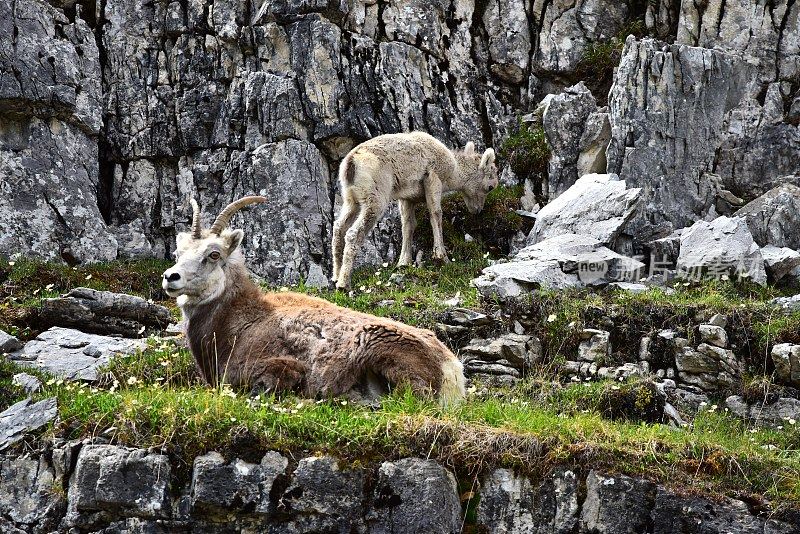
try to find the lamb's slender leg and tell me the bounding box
[337,203,382,290]
[423,172,448,262]
[397,199,417,267]
[331,199,359,283]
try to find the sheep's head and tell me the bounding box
[458,142,498,214]
[162,196,266,307]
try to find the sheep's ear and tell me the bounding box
[464,141,476,155]
[223,229,244,255]
[480,148,496,169]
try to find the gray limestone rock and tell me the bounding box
[474,234,645,298]
[460,334,542,373]
[190,451,288,515]
[476,468,578,533]
[367,458,460,534]
[66,445,171,526]
[676,216,767,286]
[578,329,610,363]
[41,287,172,337]
[725,395,800,428]
[11,373,42,394]
[580,471,655,534]
[541,84,600,198]
[607,38,760,236]
[0,330,22,354]
[733,184,800,249]
[772,343,800,387]
[0,455,64,530]
[10,327,147,381]
[698,324,728,349]
[761,245,800,282]
[528,173,641,248]
[483,0,530,83]
[0,398,57,451]
[279,456,364,533]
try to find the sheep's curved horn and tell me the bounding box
[190,198,203,238]
[209,196,267,234]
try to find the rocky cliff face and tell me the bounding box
[2,0,799,283]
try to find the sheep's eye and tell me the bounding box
[208,251,221,261]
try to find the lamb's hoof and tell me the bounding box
[432,254,450,265]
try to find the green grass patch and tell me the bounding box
[42,367,800,507]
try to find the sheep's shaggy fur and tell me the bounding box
[332,131,498,289]
[163,198,465,405]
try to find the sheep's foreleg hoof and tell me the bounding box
[432,250,450,264]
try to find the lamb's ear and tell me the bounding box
[223,229,245,255]
[464,141,476,155]
[480,148,496,169]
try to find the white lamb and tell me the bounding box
[331,131,498,289]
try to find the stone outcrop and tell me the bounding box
[9,327,147,381]
[0,398,57,451]
[40,288,172,337]
[473,234,645,299]
[527,173,641,248]
[675,216,767,286]
[734,184,800,250]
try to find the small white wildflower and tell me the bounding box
[127,376,139,385]
[85,274,93,280]
[45,283,55,290]
[750,428,758,433]
[546,314,557,323]
[778,425,784,430]
[611,385,620,390]
[699,401,708,407]
[721,274,730,281]
[340,400,348,405]
[790,418,797,425]
[374,271,381,277]
[359,285,366,291]
[8,261,15,266]
[230,417,237,422]
[382,262,389,268]
[279,286,289,292]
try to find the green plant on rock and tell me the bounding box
[499,122,550,204]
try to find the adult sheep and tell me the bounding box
[331,131,498,289]
[162,196,465,405]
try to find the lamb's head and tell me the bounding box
[457,142,498,214]
[162,196,266,306]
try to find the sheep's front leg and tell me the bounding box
[397,199,417,267]
[423,172,448,263]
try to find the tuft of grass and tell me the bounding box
[97,338,199,389]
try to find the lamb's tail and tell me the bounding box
[339,152,356,186]
[356,324,466,406]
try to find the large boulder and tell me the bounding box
[460,334,542,382]
[772,343,800,387]
[734,183,800,250]
[41,288,172,337]
[725,396,800,428]
[9,327,147,381]
[473,234,645,299]
[541,84,602,198]
[675,216,767,285]
[366,458,460,534]
[761,246,800,283]
[527,173,641,248]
